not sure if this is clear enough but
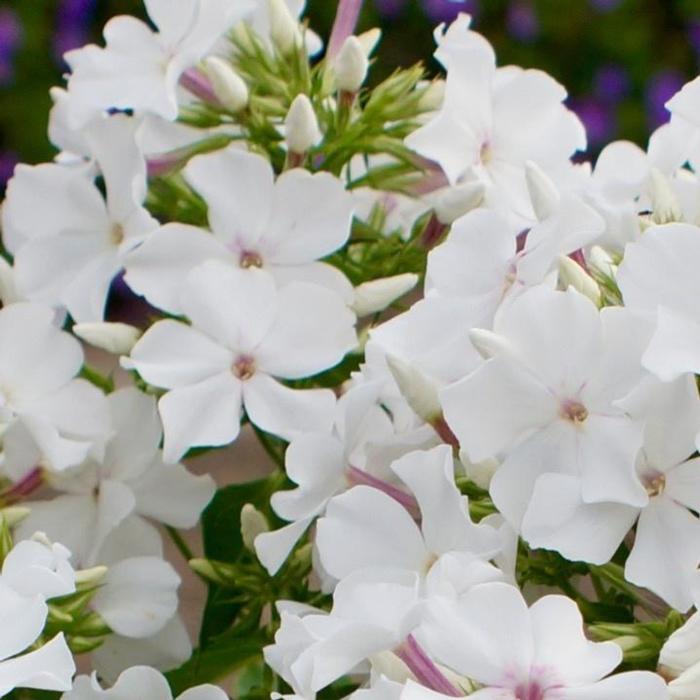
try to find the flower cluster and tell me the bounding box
[2,1,700,700]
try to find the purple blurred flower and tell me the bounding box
[422,0,480,24]
[646,69,684,129]
[374,0,408,19]
[0,151,18,189]
[54,0,96,64]
[0,8,23,86]
[688,20,700,56]
[570,97,616,149]
[589,0,623,12]
[593,64,630,103]
[506,1,539,42]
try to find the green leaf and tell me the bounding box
[198,474,284,646]
[166,628,268,695]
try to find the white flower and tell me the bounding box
[63,0,255,126]
[6,116,158,321]
[124,146,354,315]
[255,382,395,575]
[16,387,215,566]
[125,260,356,462]
[315,445,501,594]
[441,286,653,527]
[406,15,585,222]
[63,665,227,700]
[0,303,109,477]
[406,581,667,700]
[617,222,700,382]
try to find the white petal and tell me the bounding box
[255,518,314,576]
[159,373,243,463]
[124,223,229,315]
[315,486,428,580]
[92,556,180,637]
[559,672,669,700]
[128,320,233,389]
[243,373,335,440]
[0,581,47,659]
[643,306,700,381]
[255,282,356,379]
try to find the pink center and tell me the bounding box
[559,398,588,424]
[240,250,263,268]
[515,682,545,700]
[232,355,256,380]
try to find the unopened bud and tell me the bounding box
[458,451,499,490]
[385,355,441,423]
[369,651,412,683]
[74,565,108,588]
[73,322,142,355]
[649,167,682,225]
[352,273,418,317]
[558,255,601,307]
[525,161,560,221]
[241,504,269,551]
[269,0,302,54]
[589,245,618,279]
[203,57,249,113]
[0,506,30,527]
[357,27,382,56]
[285,94,322,155]
[334,36,369,93]
[418,80,446,111]
[433,182,485,224]
[469,328,512,360]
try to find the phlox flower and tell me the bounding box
[62,0,255,126]
[315,445,502,594]
[617,222,700,383]
[405,581,667,700]
[63,665,228,700]
[406,14,585,222]
[124,146,355,315]
[4,115,158,321]
[16,387,215,566]
[125,260,357,462]
[441,286,653,517]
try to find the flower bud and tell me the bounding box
[241,503,269,552]
[458,451,499,489]
[73,321,142,355]
[268,0,302,54]
[469,328,512,360]
[433,182,485,224]
[0,506,29,527]
[334,36,369,93]
[649,167,682,225]
[558,255,602,307]
[203,57,249,113]
[357,27,382,56]
[385,355,441,423]
[418,80,446,111]
[285,94,322,155]
[74,565,108,588]
[369,651,412,683]
[352,273,418,317]
[525,160,560,221]
[589,245,618,279]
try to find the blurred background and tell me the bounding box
[1,0,700,190]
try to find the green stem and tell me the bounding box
[166,526,194,562]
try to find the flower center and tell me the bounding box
[515,682,544,700]
[643,471,666,498]
[480,140,493,165]
[110,223,125,246]
[560,399,588,424]
[240,250,263,269]
[232,355,256,381]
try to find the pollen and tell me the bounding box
[240,250,263,268]
[110,223,125,246]
[643,471,666,498]
[560,399,589,424]
[232,355,256,380]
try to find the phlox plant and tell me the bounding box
[3,1,700,700]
